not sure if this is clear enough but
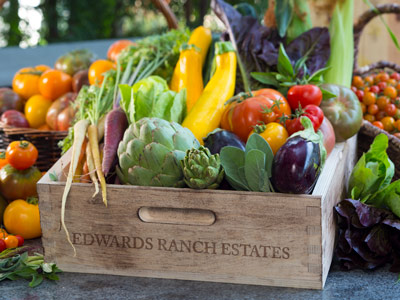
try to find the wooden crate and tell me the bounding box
[37,136,357,290]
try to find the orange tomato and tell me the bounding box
[248,122,288,155]
[377,96,389,110]
[38,124,51,131]
[360,102,366,114]
[381,116,395,132]
[364,114,376,122]
[6,140,38,170]
[39,69,72,100]
[0,228,8,239]
[4,235,18,248]
[352,76,364,89]
[367,104,379,115]
[384,86,398,99]
[364,76,374,85]
[394,119,400,131]
[88,60,115,86]
[12,65,50,100]
[362,92,376,105]
[25,95,52,128]
[107,40,136,62]
[372,121,384,130]
[0,151,7,170]
[376,111,386,121]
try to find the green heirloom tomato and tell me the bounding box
[0,193,7,224]
[0,164,42,203]
[319,84,363,142]
[55,49,96,76]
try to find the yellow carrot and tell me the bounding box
[86,141,99,197]
[88,124,107,207]
[61,119,89,256]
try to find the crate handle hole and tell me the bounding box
[138,207,216,226]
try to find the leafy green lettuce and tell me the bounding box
[119,75,186,124]
[348,134,394,203]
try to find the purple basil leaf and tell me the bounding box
[286,27,330,75]
[352,199,386,227]
[364,225,392,256]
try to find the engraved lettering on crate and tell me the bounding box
[71,232,292,259]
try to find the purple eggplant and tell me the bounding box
[272,136,322,194]
[203,129,245,154]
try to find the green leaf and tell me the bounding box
[119,84,135,124]
[169,88,187,123]
[277,43,294,77]
[245,133,274,176]
[275,0,294,38]
[321,88,336,100]
[29,274,44,288]
[49,172,58,182]
[308,66,331,83]
[220,146,249,191]
[244,149,267,192]
[250,72,279,87]
[294,55,308,74]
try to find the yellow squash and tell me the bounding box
[182,42,237,144]
[188,26,212,66]
[170,44,204,112]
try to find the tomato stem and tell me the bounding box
[0,151,5,160]
[26,197,39,205]
[19,141,30,149]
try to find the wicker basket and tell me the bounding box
[354,3,400,180]
[0,122,67,172]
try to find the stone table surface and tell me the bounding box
[1,263,400,300]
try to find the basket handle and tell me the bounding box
[353,3,400,75]
[151,0,179,30]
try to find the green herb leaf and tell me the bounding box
[220,146,249,191]
[275,0,294,38]
[245,149,267,192]
[49,172,58,182]
[245,133,274,176]
[308,66,331,83]
[320,88,336,100]
[277,43,294,77]
[250,72,279,87]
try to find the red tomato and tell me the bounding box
[221,89,291,142]
[0,239,5,252]
[107,40,136,62]
[285,105,324,135]
[287,84,322,110]
[369,85,380,94]
[15,235,24,247]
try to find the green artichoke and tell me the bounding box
[182,146,224,189]
[117,117,200,187]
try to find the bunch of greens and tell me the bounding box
[0,250,61,288]
[119,75,186,125]
[347,134,400,217]
[118,29,190,84]
[220,133,274,192]
[211,0,330,92]
[335,198,400,272]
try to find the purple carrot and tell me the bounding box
[102,107,128,176]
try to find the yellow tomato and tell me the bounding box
[24,95,52,128]
[88,59,115,86]
[249,122,288,154]
[12,65,50,100]
[38,69,72,100]
[3,198,41,239]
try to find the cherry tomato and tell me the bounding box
[363,92,376,105]
[388,79,397,86]
[355,90,364,102]
[287,84,322,110]
[376,72,390,82]
[12,65,50,100]
[15,235,24,247]
[285,105,324,135]
[303,104,324,127]
[107,40,136,62]
[390,72,400,81]
[384,86,398,99]
[364,114,376,122]
[6,141,38,170]
[372,121,384,130]
[364,76,374,85]
[381,116,395,132]
[385,103,397,116]
[0,239,6,252]
[248,122,288,155]
[352,76,364,89]
[360,102,367,114]
[378,81,387,92]
[88,59,115,86]
[24,94,53,128]
[376,111,386,121]
[4,235,18,249]
[394,119,400,131]
[39,69,72,100]
[367,104,379,115]
[377,96,390,110]
[370,85,380,94]
[396,83,400,91]
[0,151,7,170]
[0,228,8,239]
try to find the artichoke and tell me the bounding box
[117,117,200,187]
[182,146,224,189]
